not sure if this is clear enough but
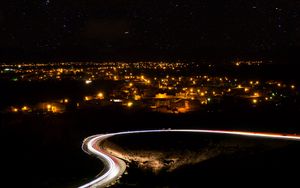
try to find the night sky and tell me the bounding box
[0,0,299,61]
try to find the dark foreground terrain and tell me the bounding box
[1,108,300,187]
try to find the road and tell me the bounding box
[79,129,300,188]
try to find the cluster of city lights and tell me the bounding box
[1,62,298,114]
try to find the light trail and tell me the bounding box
[79,129,300,188]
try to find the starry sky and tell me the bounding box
[0,0,299,61]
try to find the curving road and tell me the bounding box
[79,129,300,188]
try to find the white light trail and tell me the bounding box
[79,129,300,188]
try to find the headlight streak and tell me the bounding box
[80,129,300,188]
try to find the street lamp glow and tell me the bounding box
[254,92,260,97]
[85,96,91,101]
[85,80,92,84]
[97,92,104,99]
[22,106,28,111]
[127,101,133,107]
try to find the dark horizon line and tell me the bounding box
[0,48,299,64]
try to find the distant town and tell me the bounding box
[0,61,297,114]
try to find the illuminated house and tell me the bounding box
[36,102,66,113]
